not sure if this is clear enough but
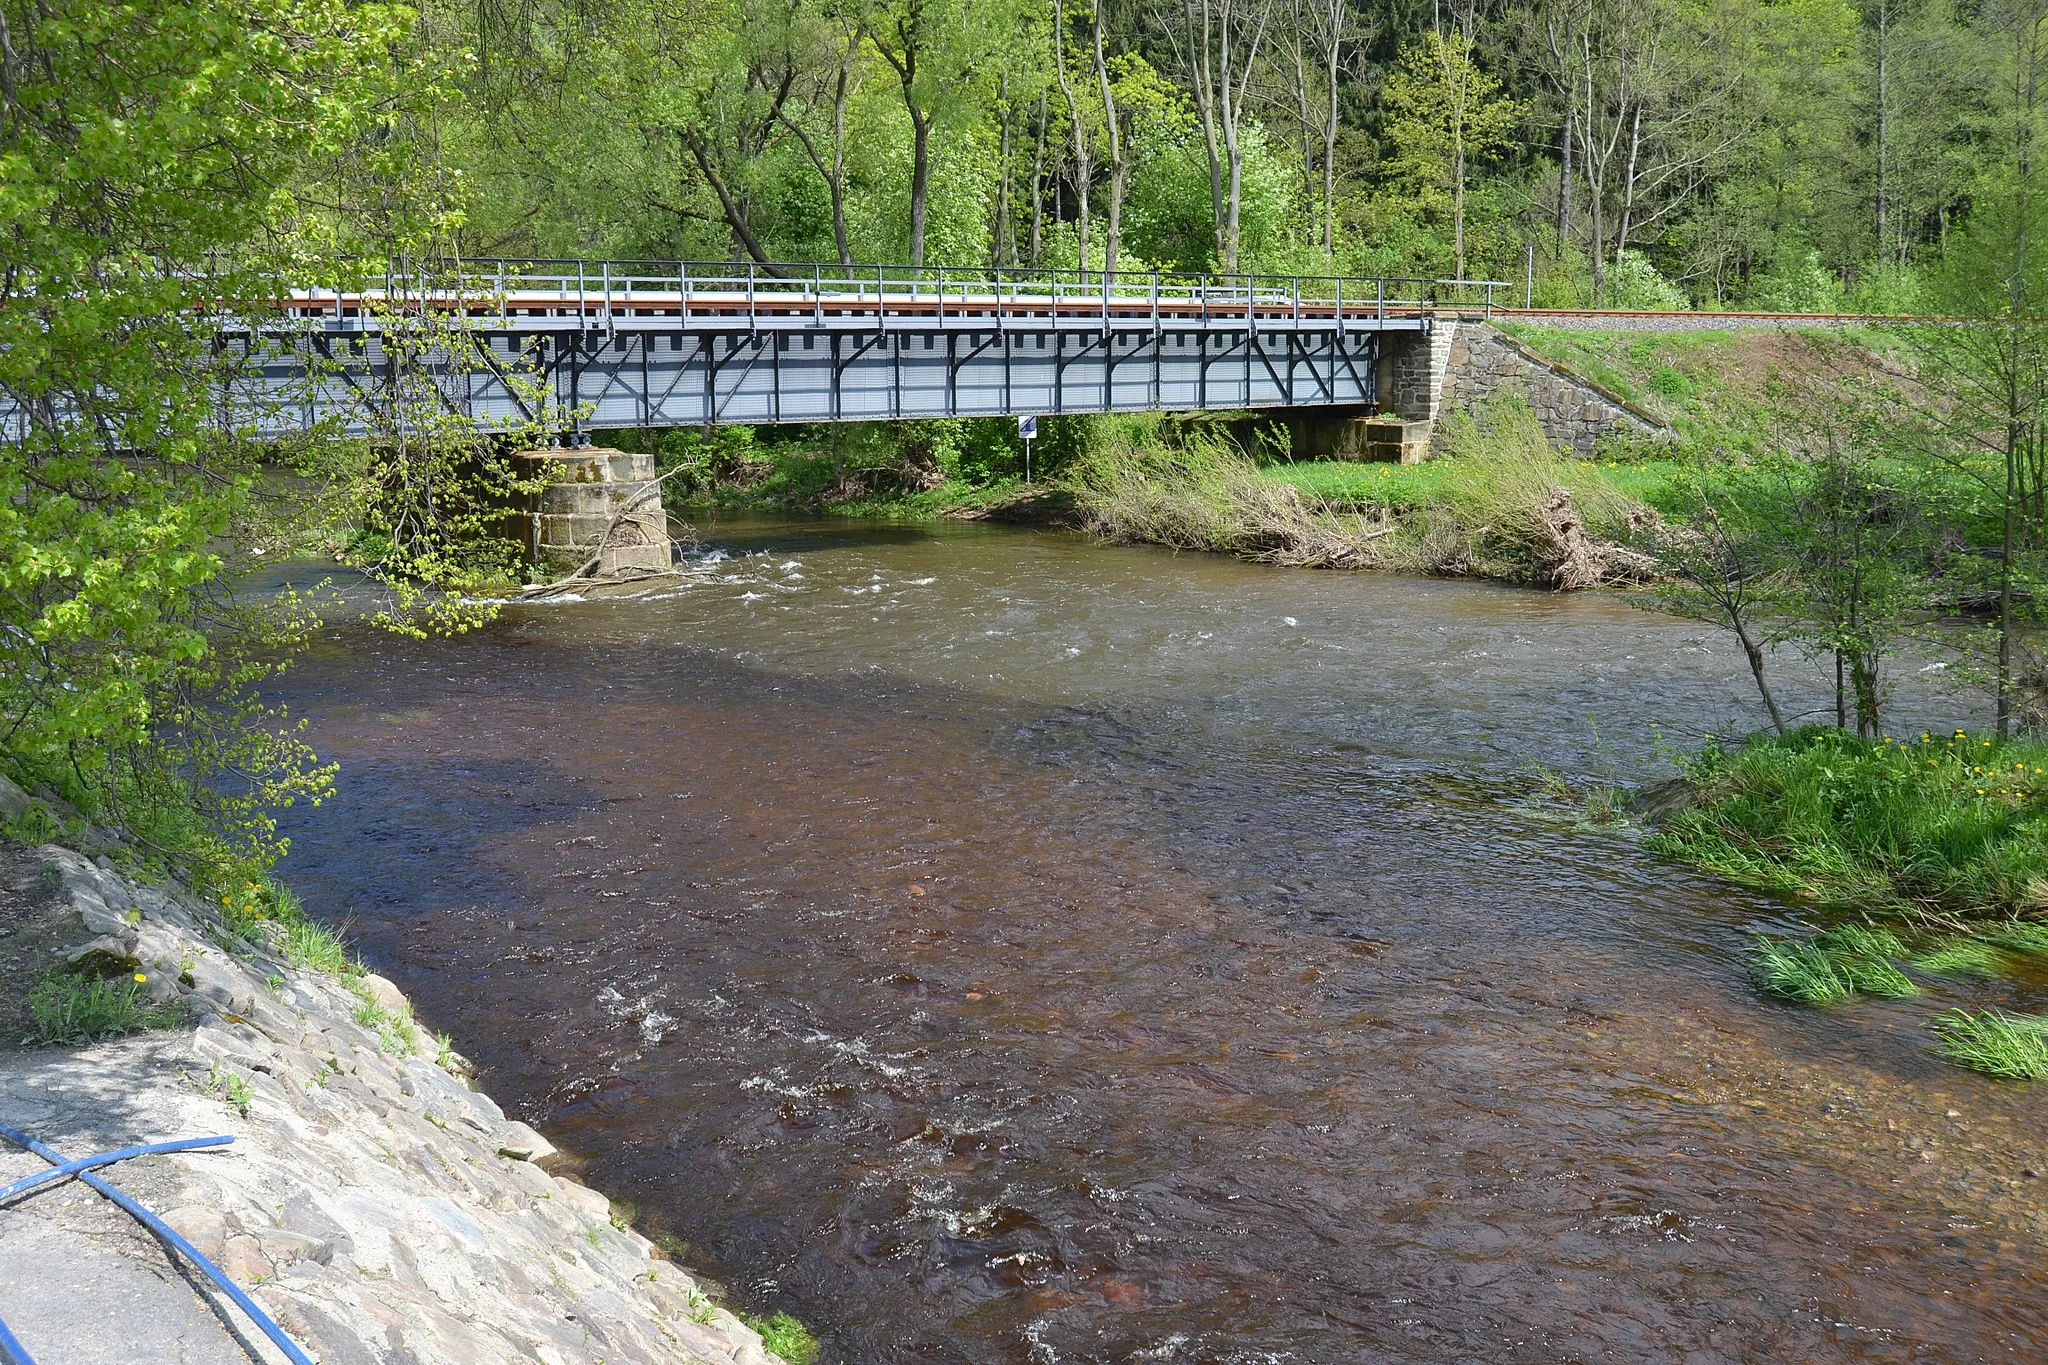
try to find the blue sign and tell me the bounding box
[1017,415,1039,440]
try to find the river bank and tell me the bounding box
[0,784,785,1365]
[656,403,1669,590]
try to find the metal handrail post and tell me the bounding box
[813,263,822,325]
[680,260,690,325]
[602,261,613,332]
[576,260,585,325]
[937,266,944,322]
[1336,276,1344,337]
[747,261,756,331]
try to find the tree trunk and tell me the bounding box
[1093,12,1127,274]
[1030,92,1048,268]
[1875,0,1890,261]
[1321,0,1341,260]
[1557,106,1572,254]
[1614,102,1644,292]
[683,131,788,275]
[1187,0,1227,267]
[994,74,1013,268]
[1850,650,1882,737]
[907,110,931,267]
[1735,622,1788,735]
[1054,0,1091,273]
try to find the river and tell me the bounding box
[265,516,2048,1363]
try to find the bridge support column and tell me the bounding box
[1280,322,1457,463]
[512,448,672,575]
[1286,410,1432,463]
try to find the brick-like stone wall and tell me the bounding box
[1382,323,1461,424]
[1436,324,1666,454]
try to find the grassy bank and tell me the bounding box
[1494,323,1902,453]
[1646,727,2048,1077]
[1069,401,1661,587]
[625,400,1676,591]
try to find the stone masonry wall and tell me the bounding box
[1384,322,1461,424]
[0,827,780,1365]
[1436,323,1667,455]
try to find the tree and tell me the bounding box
[1541,0,1752,303]
[780,0,873,266]
[1382,31,1520,279]
[1172,0,1276,271]
[0,0,423,872]
[1766,417,1923,736]
[1053,0,1097,269]
[1903,0,2048,737]
[1644,474,1792,734]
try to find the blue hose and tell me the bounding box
[0,1312,33,1365]
[0,1119,314,1365]
[0,1134,232,1205]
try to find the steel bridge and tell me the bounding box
[209,261,1475,440]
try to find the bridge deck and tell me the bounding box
[15,263,1482,438]
[266,290,1433,336]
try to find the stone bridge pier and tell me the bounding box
[512,447,673,575]
[1284,324,1454,463]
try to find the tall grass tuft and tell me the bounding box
[1749,937,1856,1004]
[1650,727,2048,921]
[27,970,181,1044]
[1069,425,1395,568]
[1930,1009,2048,1079]
[1811,924,1920,997]
[1911,939,2007,977]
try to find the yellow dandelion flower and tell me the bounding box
[133,973,146,984]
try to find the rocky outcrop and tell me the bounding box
[1,837,777,1365]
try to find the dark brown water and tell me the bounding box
[268,518,2048,1363]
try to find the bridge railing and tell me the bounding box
[284,260,1486,331]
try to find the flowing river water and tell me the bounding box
[265,517,2048,1363]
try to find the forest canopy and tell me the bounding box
[442,0,2002,307]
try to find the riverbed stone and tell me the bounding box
[498,1119,559,1163]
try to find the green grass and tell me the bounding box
[26,969,182,1044]
[1265,454,1684,515]
[1930,1009,2048,1079]
[349,981,418,1057]
[1749,924,1920,1004]
[211,874,357,977]
[1911,939,2008,977]
[1649,727,2048,919]
[1813,925,1921,997]
[744,1311,821,1365]
[1749,937,1857,1004]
